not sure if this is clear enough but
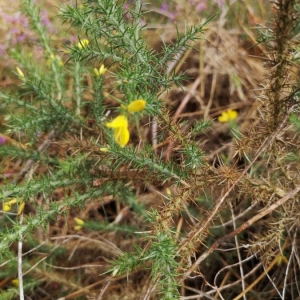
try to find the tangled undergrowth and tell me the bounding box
[0,0,300,299]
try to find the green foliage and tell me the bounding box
[0,0,208,297]
[1,0,300,299]
[289,112,300,131]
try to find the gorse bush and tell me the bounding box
[0,0,300,299]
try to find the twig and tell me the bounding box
[50,234,123,256]
[142,278,158,300]
[97,279,111,300]
[212,200,258,229]
[173,77,202,121]
[22,244,61,277]
[184,184,300,279]
[262,265,282,299]
[18,213,24,300]
[165,76,201,160]
[45,263,104,270]
[23,256,48,277]
[212,254,258,294]
[282,230,297,299]
[232,239,289,300]
[180,287,218,300]
[151,117,158,150]
[203,70,217,120]
[230,203,246,300]
[0,241,47,268]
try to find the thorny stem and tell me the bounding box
[269,0,295,128]
[184,184,300,279]
[180,103,295,276]
[74,62,82,116]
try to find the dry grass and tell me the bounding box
[1,1,300,299]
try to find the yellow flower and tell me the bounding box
[127,99,146,113]
[3,199,18,212]
[106,115,130,147]
[106,115,128,128]
[165,188,172,196]
[74,217,84,225]
[218,109,237,123]
[99,65,107,75]
[3,198,25,214]
[93,64,107,77]
[16,67,25,80]
[93,68,100,77]
[17,201,25,215]
[114,126,130,148]
[77,39,89,50]
[99,147,110,153]
[74,217,85,230]
[11,279,19,287]
[105,101,145,147]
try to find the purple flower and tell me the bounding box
[161,3,168,12]
[40,10,55,32]
[160,2,176,20]
[0,135,6,145]
[17,33,26,42]
[195,2,206,12]
[1,11,34,45]
[216,0,224,7]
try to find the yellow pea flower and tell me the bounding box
[99,147,110,153]
[99,64,107,75]
[74,217,85,230]
[3,198,25,214]
[11,279,19,287]
[3,198,18,212]
[106,115,128,128]
[16,67,25,80]
[93,64,107,77]
[93,68,99,77]
[17,201,25,215]
[218,109,237,123]
[74,217,84,225]
[105,100,145,147]
[165,188,172,196]
[127,99,146,113]
[114,126,130,148]
[106,115,130,147]
[77,39,89,50]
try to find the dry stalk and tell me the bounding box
[178,103,294,264]
[232,239,289,300]
[184,183,300,279]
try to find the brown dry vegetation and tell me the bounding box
[1,0,300,299]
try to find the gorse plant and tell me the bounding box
[0,0,209,298]
[0,0,300,299]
